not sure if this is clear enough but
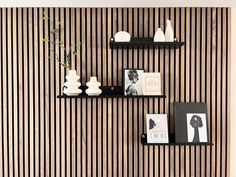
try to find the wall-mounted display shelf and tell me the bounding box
[141,134,213,146]
[109,37,185,49]
[57,86,166,99]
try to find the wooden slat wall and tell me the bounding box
[0,7,230,177]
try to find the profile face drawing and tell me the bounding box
[187,113,208,143]
[124,69,143,96]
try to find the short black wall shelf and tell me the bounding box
[57,86,166,99]
[141,134,213,146]
[109,37,185,49]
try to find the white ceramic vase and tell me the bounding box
[153,28,165,42]
[63,70,82,96]
[114,31,131,42]
[165,20,174,42]
[85,77,102,96]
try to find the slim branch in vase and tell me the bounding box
[42,12,81,69]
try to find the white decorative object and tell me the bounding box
[146,114,169,143]
[63,70,82,96]
[153,28,165,42]
[85,77,102,96]
[143,72,161,95]
[114,31,131,42]
[165,20,174,42]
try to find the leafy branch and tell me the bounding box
[42,12,81,69]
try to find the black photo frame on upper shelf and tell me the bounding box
[174,103,209,144]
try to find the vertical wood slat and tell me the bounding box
[0,7,231,177]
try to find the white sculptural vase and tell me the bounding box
[63,70,82,96]
[165,20,174,42]
[153,28,165,42]
[85,77,102,96]
[114,31,131,42]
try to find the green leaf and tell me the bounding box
[62,59,70,68]
[50,28,57,34]
[42,12,49,20]
[72,50,77,55]
[76,42,81,47]
[57,19,61,24]
[42,38,48,42]
[58,41,63,46]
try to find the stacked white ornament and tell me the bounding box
[85,77,102,96]
[63,70,82,95]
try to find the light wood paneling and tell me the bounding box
[0,7,231,177]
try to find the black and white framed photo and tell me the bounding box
[143,72,162,95]
[124,69,144,95]
[174,103,209,143]
[146,114,169,143]
[187,113,208,142]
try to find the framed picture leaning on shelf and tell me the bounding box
[174,103,209,143]
[146,114,169,143]
[143,72,162,95]
[124,69,144,95]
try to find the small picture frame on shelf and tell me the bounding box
[143,72,162,95]
[146,114,169,143]
[174,103,209,143]
[124,69,144,95]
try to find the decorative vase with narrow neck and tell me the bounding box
[165,20,174,42]
[85,77,102,96]
[63,70,82,96]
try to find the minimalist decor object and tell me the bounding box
[165,19,174,42]
[124,69,144,95]
[114,31,131,42]
[174,103,209,143]
[153,28,165,42]
[146,114,169,143]
[85,77,102,96]
[42,12,81,69]
[143,72,161,95]
[63,70,82,96]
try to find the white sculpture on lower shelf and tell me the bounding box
[85,77,102,96]
[63,70,82,96]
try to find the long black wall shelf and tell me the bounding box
[141,134,213,146]
[57,86,166,98]
[57,95,166,99]
[109,37,185,49]
[57,86,166,99]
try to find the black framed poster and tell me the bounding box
[174,103,209,143]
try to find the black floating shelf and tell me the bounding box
[141,134,213,146]
[57,95,166,99]
[109,37,185,49]
[57,86,166,99]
